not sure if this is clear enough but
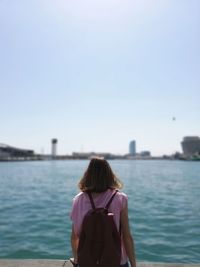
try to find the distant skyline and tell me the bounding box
[0,0,199,156]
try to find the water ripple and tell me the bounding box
[0,160,200,262]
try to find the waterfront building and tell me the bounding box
[0,143,34,159]
[181,136,200,157]
[72,152,114,159]
[51,139,58,158]
[129,140,136,156]
[140,151,151,157]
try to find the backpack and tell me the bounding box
[77,190,121,267]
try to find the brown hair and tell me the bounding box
[78,157,123,192]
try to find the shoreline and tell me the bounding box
[0,157,198,162]
[0,157,188,162]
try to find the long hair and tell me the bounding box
[78,157,123,192]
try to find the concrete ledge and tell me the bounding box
[0,260,199,267]
[0,260,70,267]
[0,259,200,267]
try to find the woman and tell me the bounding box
[70,157,136,267]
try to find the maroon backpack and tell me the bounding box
[77,190,121,267]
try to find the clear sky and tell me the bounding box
[0,0,199,156]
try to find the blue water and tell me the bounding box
[0,160,200,263]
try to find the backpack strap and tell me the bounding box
[105,190,118,209]
[87,191,96,210]
[87,189,118,210]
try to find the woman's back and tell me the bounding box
[71,189,128,265]
[70,189,127,235]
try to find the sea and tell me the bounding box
[0,160,199,263]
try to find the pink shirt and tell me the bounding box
[70,189,128,265]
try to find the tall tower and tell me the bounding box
[51,138,58,158]
[129,140,136,156]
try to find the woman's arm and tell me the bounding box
[70,224,79,264]
[120,204,137,267]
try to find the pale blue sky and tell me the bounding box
[0,0,199,155]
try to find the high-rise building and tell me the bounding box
[181,136,200,157]
[129,140,136,156]
[51,138,58,158]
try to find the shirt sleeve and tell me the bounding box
[121,192,128,210]
[70,197,77,222]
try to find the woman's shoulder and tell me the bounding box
[115,190,128,209]
[73,191,85,201]
[116,190,128,199]
[105,189,127,198]
[117,190,127,196]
